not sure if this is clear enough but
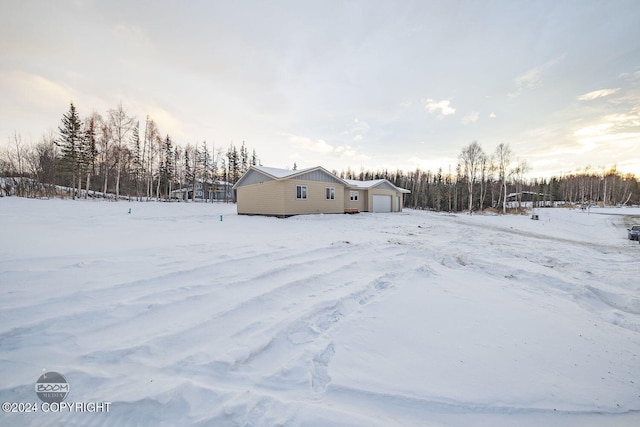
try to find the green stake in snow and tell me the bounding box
[128,208,131,214]
[220,215,223,221]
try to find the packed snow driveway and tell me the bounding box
[1,198,639,426]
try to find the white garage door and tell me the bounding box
[372,195,392,212]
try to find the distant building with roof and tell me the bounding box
[170,179,234,201]
[233,165,410,217]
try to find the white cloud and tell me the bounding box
[604,110,640,127]
[573,123,614,137]
[577,88,620,101]
[282,132,334,153]
[509,56,565,98]
[342,118,369,142]
[620,70,640,81]
[462,111,479,125]
[509,69,541,97]
[489,112,496,118]
[576,132,640,153]
[424,99,456,119]
[336,145,357,158]
[273,132,370,169]
[351,119,369,134]
[142,104,185,139]
[572,119,640,154]
[0,71,78,108]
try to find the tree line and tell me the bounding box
[2,107,638,210]
[0,102,259,200]
[337,141,640,212]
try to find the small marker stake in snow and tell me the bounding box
[128,208,132,214]
[219,215,223,221]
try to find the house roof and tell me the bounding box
[234,165,349,188]
[251,165,316,179]
[235,165,410,193]
[344,178,386,189]
[345,178,411,193]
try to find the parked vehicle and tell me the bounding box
[628,225,640,240]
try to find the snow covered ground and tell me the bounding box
[1,198,639,427]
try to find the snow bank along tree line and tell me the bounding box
[336,141,640,212]
[0,102,259,200]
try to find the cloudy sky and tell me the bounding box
[1,0,639,178]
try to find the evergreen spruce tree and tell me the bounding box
[58,102,82,198]
[130,121,142,199]
[184,147,193,201]
[240,141,248,174]
[173,146,181,201]
[200,141,211,200]
[161,135,174,199]
[211,143,219,192]
[226,144,240,184]
[220,157,229,202]
[80,115,98,198]
[192,145,199,201]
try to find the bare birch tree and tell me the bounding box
[495,143,512,214]
[107,102,135,199]
[98,116,112,196]
[143,116,159,200]
[512,158,530,208]
[459,141,484,213]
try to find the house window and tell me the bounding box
[350,191,358,201]
[326,187,335,200]
[296,185,307,199]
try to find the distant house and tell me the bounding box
[171,179,234,201]
[505,191,564,208]
[233,165,410,216]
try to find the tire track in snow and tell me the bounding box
[167,272,397,380]
[0,242,362,342]
[69,239,401,370]
[65,242,402,427]
[448,216,635,253]
[74,249,363,358]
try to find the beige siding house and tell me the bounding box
[234,165,410,217]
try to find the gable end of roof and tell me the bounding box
[233,168,275,188]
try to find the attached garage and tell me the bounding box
[372,195,392,212]
[344,178,411,213]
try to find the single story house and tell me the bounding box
[233,165,410,216]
